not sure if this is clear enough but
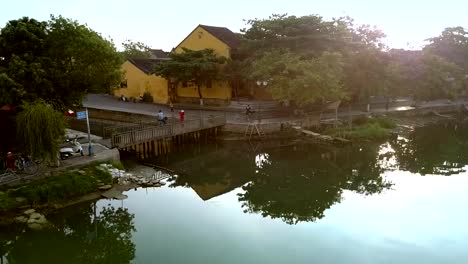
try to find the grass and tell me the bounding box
[0,163,114,212]
[324,116,397,141]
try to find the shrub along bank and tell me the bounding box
[0,163,116,212]
[324,116,397,141]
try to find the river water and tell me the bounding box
[1,122,468,264]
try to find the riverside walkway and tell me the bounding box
[82,94,468,135]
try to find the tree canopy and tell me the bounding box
[424,27,468,71]
[153,48,226,105]
[120,40,151,60]
[238,14,390,105]
[250,50,346,105]
[0,16,123,109]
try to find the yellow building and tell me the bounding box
[114,24,242,105]
[114,58,169,104]
[173,24,240,105]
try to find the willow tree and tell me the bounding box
[16,100,66,161]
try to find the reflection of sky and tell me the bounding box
[377,142,398,170]
[255,153,270,173]
[100,169,468,264]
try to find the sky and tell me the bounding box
[1,0,467,51]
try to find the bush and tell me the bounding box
[372,117,397,129]
[1,163,114,211]
[325,116,396,141]
[141,91,154,103]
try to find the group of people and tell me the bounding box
[157,103,185,125]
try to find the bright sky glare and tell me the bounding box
[1,0,466,51]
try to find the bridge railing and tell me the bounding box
[111,115,226,148]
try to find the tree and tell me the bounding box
[5,204,136,264]
[424,27,468,71]
[120,40,151,60]
[239,14,390,106]
[238,142,393,224]
[153,48,226,105]
[384,49,425,98]
[15,100,66,161]
[343,48,390,104]
[390,122,468,176]
[415,53,464,101]
[0,16,123,109]
[249,50,346,106]
[240,14,352,58]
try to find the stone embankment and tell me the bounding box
[6,163,170,229]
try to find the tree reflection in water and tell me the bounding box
[168,140,394,225]
[390,121,468,175]
[238,143,394,224]
[1,203,136,264]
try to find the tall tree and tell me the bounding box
[240,14,352,58]
[424,27,468,71]
[415,53,464,100]
[249,50,346,106]
[239,14,388,106]
[0,16,123,109]
[153,48,226,105]
[120,40,151,60]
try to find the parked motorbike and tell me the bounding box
[60,138,84,160]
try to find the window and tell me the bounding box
[182,82,188,88]
[120,80,128,88]
[206,79,212,88]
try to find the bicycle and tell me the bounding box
[15,155,39,175]
[2,154,39,176]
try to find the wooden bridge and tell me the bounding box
[110,115,226,150]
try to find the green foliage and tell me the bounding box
[141,91,154,103]
[343,48,389,102]
[0,16,123,109]
[250,50,346,105]
[325,116,396,140]
[120,39,151,60]
[153,48,227,104]
[390,122,468,176]
[1,164,113,211]
[240,14,388,105]
[240,14,363,57]
[16,100,66,161]
[5,204,136,263]
[415,54,464,100]
[0,191,15,211]
[425,27,468,71]
[109,160,125,170]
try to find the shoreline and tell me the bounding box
[0,113,461,226]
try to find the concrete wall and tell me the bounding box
[87,108,157,123]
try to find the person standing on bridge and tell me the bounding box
[157,110,166,125]
[179,109,185,122]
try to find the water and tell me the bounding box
[1,122,468,264]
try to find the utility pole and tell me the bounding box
[86,108,93,156]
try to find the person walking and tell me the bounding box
[169,101,174,112]
[179,109,185,122]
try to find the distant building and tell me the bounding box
[149,49,169,59]
[172,24,240,105]
[113,58,169,104]
[113,24,271,105]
